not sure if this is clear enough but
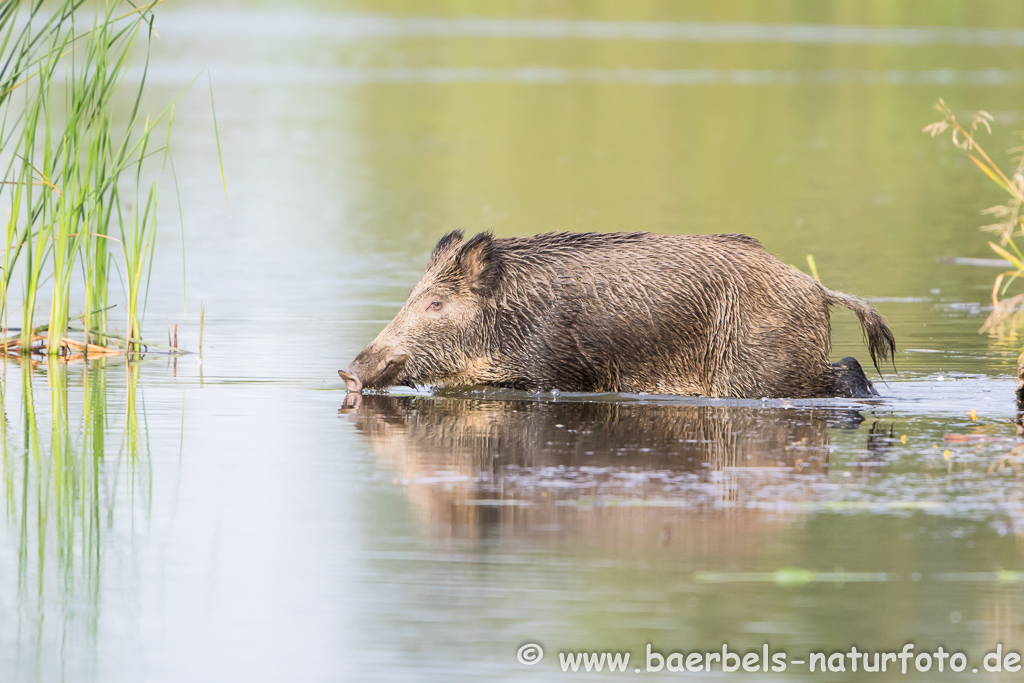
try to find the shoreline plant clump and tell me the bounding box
[0,0,191,361]
[925,99,1024,401]
[924,100,1024,339]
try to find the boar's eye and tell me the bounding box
[426,301,444,312]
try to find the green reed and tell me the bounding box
[0,0,192,356]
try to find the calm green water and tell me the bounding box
[4,2,1024,681]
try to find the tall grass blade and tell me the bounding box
[207,73,227,204]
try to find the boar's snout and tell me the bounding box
[340,351,410,392]
[338,369,363,393]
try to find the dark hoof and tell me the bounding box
[832,357,879,398]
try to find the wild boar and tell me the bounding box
[339,231,895,398]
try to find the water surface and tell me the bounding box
[4,3,1024,680]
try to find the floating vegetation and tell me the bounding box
[693,568,891,586]
[692,568,1024,585]
[0,325,121,361]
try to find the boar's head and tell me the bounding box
[340,231,502,392]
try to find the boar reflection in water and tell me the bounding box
[342,396,864,540]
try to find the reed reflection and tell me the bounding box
[0,359,151,678]
[342,395,867,540]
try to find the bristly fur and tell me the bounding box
[428,230,464,267]
[345,231,896,399]
[456,232,503,296]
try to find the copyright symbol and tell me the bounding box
[517,643,544,665]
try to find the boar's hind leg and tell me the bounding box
[830,357,879,398]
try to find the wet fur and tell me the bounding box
[346,231,895,398]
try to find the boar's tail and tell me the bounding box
[825,290,896,376]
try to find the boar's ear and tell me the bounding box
[429,230,464,267]
[457,232,502,297]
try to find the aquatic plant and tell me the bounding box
[924,100,1024,338]
[0,0,197,358]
